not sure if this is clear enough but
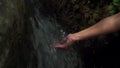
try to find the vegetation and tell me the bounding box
[109,0,120,14]
[43,0,112,33]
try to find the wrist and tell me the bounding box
[71,33,81,41]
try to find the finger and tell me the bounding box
[52,44,65,48]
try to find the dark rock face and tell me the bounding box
[0,0,37,68]
[0,0,22,67]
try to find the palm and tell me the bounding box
[53,34,75,48]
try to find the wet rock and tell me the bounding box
[0,0,37,68]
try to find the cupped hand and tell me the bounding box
[53,34,78,49]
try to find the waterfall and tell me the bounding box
[25,0,82,68]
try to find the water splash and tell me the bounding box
[26,0,82,68]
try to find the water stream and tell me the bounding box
[26,0,82,68]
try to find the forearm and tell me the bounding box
[74,13,120,41]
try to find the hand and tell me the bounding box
[53,34,78,49]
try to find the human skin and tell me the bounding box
[53,12,120,49]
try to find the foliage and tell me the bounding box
[42,0,111,33]
[109,0,120,14]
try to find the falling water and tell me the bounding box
[25,0,82,68]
